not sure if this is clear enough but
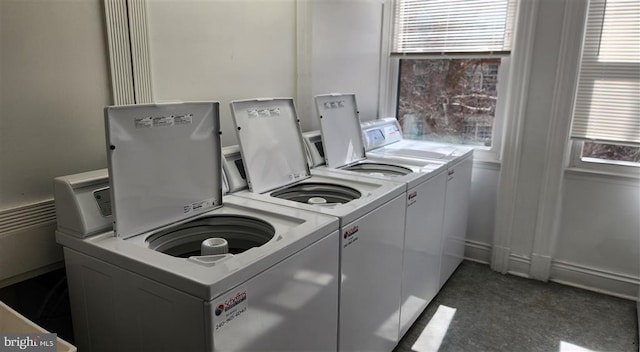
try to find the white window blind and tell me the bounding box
[571,0,640,145]
[391,0,517,55]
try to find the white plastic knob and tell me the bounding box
[201,238,229,256]
[308,197,327,204]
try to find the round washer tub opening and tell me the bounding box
[271,182,361,204]
[344,162,412,177]
[145,215,276,258]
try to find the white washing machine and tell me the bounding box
[362,118,474,288]
[361,117,473,162]
[228,98,407,352]
[304,93,448,338]
[54,102,342,352]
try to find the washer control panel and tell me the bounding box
[221,145,249,193]
[361,118,403,151]
[54,169,113,238]
[302,131,325,168]
[93,187,112,217]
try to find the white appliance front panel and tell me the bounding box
[361,120,475,289]
[440,155,473,287]
[339,194,405,352]
[64,248,207,352]
[399,171,447,338]
[206,231,339,351]
[65,229,339,352]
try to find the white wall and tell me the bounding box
[302,0,384,131]
[0,0,387,283]
[465,0,639,300]
[552,173,640,298]
[0,0,111,286]
[0,0,111,209]
[464,162,500,264]
[145,0,384,143]
[557,174,639,277]
[146,0,297,147]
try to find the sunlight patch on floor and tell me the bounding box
[559,341,596,352]
[411,305,456,352]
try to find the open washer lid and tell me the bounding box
[230,98,310,194]
[314,94,366,168]
[105,102,222,239]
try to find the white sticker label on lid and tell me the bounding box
[323,100,346,110]
[153,115,175,127]
[247,109,259,118]
[268,107,281,116]
[183,198,215,214]
[134,114,193,129]
[134,117,153,129]
[258,109,271,117]
[288,172,305,181]
[247,107,281,118]
[174,113,193,125]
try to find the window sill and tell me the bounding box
[471,148,501,165]
[473,158,502,169]
[580,157,640,169]
[564,167,640,184]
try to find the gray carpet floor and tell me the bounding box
[394,261,638,352]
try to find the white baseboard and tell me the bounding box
[490,245,511,273]
[550,260,639,301]
[507,253,531,279]
[464,240,492,264]
[530,253,552,281]
[463,242,533,278]
[462,241,639,302]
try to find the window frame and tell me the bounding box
[383,0,515,163]
[567,0,640,176]
[568,141,640,177]
[387,53,510,162]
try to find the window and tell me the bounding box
[570,0,640,172]
[582,142,640,164]
[391,0,516,152]
[397,58,502,147]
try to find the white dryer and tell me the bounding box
[228,98,407,352]
[55,102,341,352]
[306,93,448,338]
[362,118,474,288]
